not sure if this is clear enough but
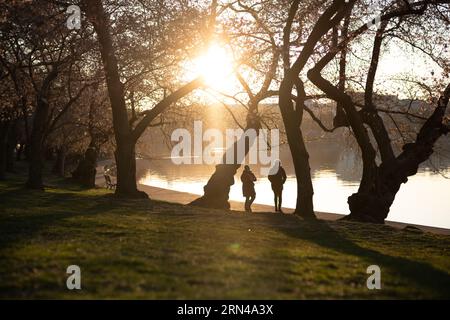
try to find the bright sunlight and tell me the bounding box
[189,43,237,93]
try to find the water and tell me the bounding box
[137,156,450,229]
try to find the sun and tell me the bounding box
[191,43,236,92]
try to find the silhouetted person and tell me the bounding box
[268,160,286,212]
[241,165,257,212]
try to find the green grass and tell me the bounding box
[0,166,450,299]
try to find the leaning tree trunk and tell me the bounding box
[346,84,450,223]
[190,106,261,209]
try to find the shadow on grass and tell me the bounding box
[266,215,450,297]
[2,173,449,298]
[0,185,152,251]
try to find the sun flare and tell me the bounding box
[191,43,236,92]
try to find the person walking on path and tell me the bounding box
[240,165,257,212]
[268,160,287,212]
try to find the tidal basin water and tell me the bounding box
[137,157,450,229]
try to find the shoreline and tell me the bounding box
[96,164,450,235]
[137,183,450,235]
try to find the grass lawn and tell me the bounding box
[0,169,450,299]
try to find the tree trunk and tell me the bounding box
[26,99,50,189]
[273,0,352,219]
[190,105,261,209]
[190,163,240,209]
[27,143,44,189]
[6,120,17,172]
[292,129,314,217]
[0,121,11,180]
[16,142,24,161]
[278,76,315,219]
[52,146,66,177]
[346,167,397,223]
[346,84,450,223]
[72,146,97,188]
[44,146,54,161]
[83,0,146,198]
[24,142,31,161]
[25,62,59,189]
[114,139,146,197]
[83,0,202,199]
